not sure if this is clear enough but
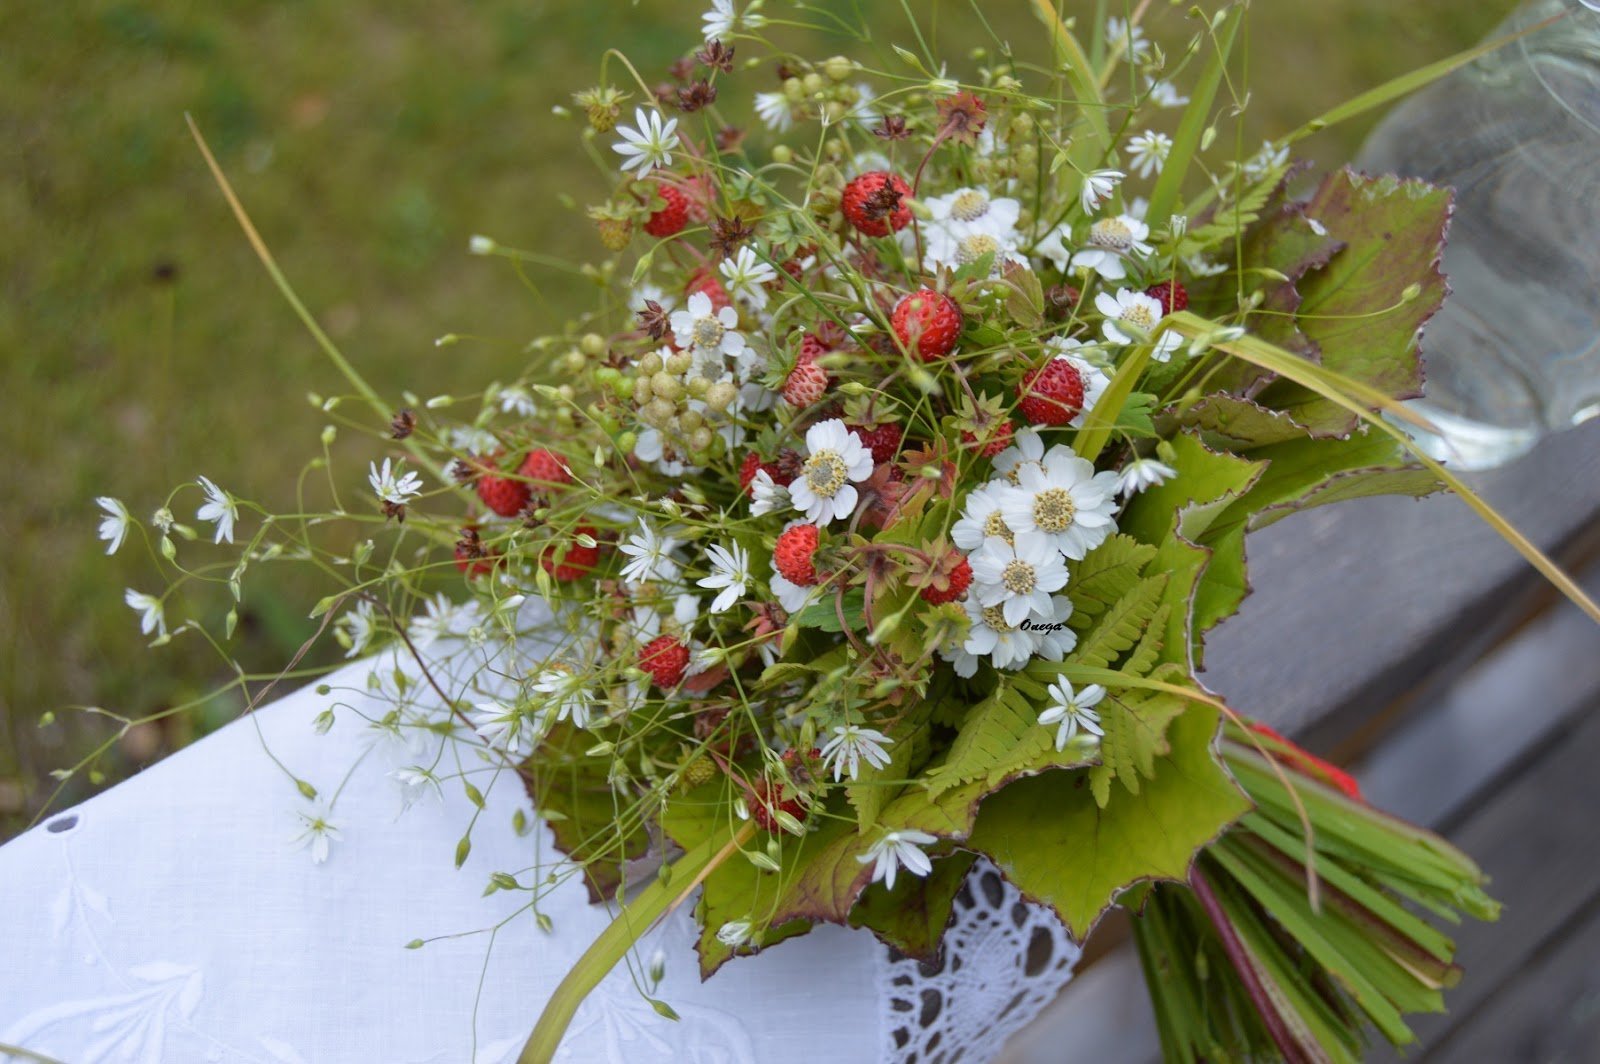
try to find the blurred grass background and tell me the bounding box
[0,0,1517,839]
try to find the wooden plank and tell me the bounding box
[1421,893,1600,1063]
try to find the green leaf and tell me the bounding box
[967,703,1251,940]
[849,851,977,962]
[793,590,865,633]
[1072,575,1168,670]
[1086,676,1188,805]
[1155,396,1314,452]
[1064,533,1159,630]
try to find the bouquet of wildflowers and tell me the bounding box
[93,2,1600,1061]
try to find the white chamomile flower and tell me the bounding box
[292,801,343,865]
[124,588,167,639]
[195,476,237,544]
[719,246,778,311]
[1145,78,1190,108]
[669,291,746,360]
[469,700,537,760]
[1001,448,1121,561]
[749,469,789,516]
[1040,337,1113,429]
[369,458,424,506]
[754,91,793,132]
[96,497,132,555]
[702,0,763,40]
[619,518,682,586]
[857,828,938,891]
[1096,287,1183,361]
[1033,594,1079,662]
[531,667,595,730]
[337,600,379,658]
[1126,130,1173,179]
[819,723,894,782]
[991,427,1048,485]
[1116,457,1178,496]
[1243,140,1290,180]
[961,594,1042,671]
[1080,169,1125,214]
[1107,16,1150,62]
[952,482,1018,551]
[1038,680,1106,751]
[970,532,1070,626]
[1068,214,1153,281]
[612,107,680,175]
[698,541,751,614]
[789,418,874,526]
[923,187,1025,273]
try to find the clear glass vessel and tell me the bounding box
[1357,0,1600,468]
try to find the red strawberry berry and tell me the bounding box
[1018,358,1087,426]
[840,171,913,237]
[639,635,690,689]
[854,422,903,464]
[643,184,689,238]
[783,359,828,408]
[920,556,973,605]
[518,448,572,488]
[773,524,821,587]
[1145,280,1189,316]
[748,779,806,834]
[739,451,763,490]
[541,525,601,582]
[686,268,731,312]
[961,419,1014,459]
[891,289,962,361]
[798,331,831,364]
[476,466,531,517]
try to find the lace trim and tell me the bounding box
[880,858,1081,1063]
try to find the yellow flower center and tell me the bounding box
[1032,488,1077,533]
[950,190,990,222]
[691,316,726,349]
[957,233,1001,264]
[1088,217,1134,251]
[804,451,848,498]
[983,510,1014,545]
[981,604,1014,631]
[1001,559,1037,595]
[1119,301,1157,332]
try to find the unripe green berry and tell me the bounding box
[802,72,824,96]
[633,374,653,402]
[579,333,606,356]
[616,430,637,453]
[705,380,738,412]
[772,144,793,165]
[687,375,710,398]
[689,426,714,453]
[644,397,675,425]
[823,56,853,82]
[679,409,704,433]
[639,352,663,376]
[651,371,682,401]
[783,77,804,102]
[664,351,692,375]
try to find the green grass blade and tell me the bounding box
[1031,0,1110,162]
[1145,5,1243,226]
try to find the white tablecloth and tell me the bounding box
[1,614,1079,1063]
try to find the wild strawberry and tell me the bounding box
[1145,279,1189,316]
[961,419,1014,458]
[476,463,531,517]
[518,448,572,488]
[638,635,690,688]
[891,289,962,361]
[773,524,821,586]
[920,556,972,605]
[686,268,731,312]
[783,359,828,408]
[853,421,903,464]
[748,779,806,834]
[739,451,763,490]
[840,171,913,237]
[798,331,831,364]
[1017,358,1087,426]
[541,525,600,582]
[643,183,689,238]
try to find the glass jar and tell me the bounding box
[1356,0,1600,468]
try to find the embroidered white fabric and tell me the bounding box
[0,610,1079,1063]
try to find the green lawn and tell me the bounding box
[0,0,1516,838]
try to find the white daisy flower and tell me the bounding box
[719,246,778,311]
[698,541,751,614]
[498,384,538,417]
[1107,16,1150,62]
[1184,252,1228,279]
[1068,214,1153,282]
[369,458,424,506]
[754,91,793,132]
[701,0,763,39]
[1096,287,1183,361]
[1243,140,1290,180]
[410,593,479,649]
[447,426,498,455]
[716,920,753,947]
[1032,594,1080,662]
[922,187,1025,274]
[970,532,1070,627]
[627,280,676,315]
[1080,169,1125,214]
[531,667,595,730]
[857,828,939,891]
[1038,679,1106,751]
[961,594,1042,670]
[1033,222,1076,273]
[391,766,443,812]
[612,107,680,175]
[1145,78,1190,108]
[337,600,379,658]
[1000,448,1121,561]
[952,482,1018,551]
[124,588,167,639]
[633,427,695,477]
[749,469,789,516]
[1040,338,1114,429]
[619,518,682,586]
[991,427,1048,485]
[819,723,894,782]
[96,497,132,555]
[292,801,343,865]
[669,291,746,360]
[195,476,238,544]
[1116,457,1178,496]
[789,419,874,526]
[469,700,537,760]
[1126,130,1173,179]
[770,571,820,615]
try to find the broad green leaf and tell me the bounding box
[1155,396,1314,452]
[1071,574,1168,670]
[849,850,977,962]
[1064,534,1159,631]
[968,703,1250,940]
[1086,674,1188,806]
